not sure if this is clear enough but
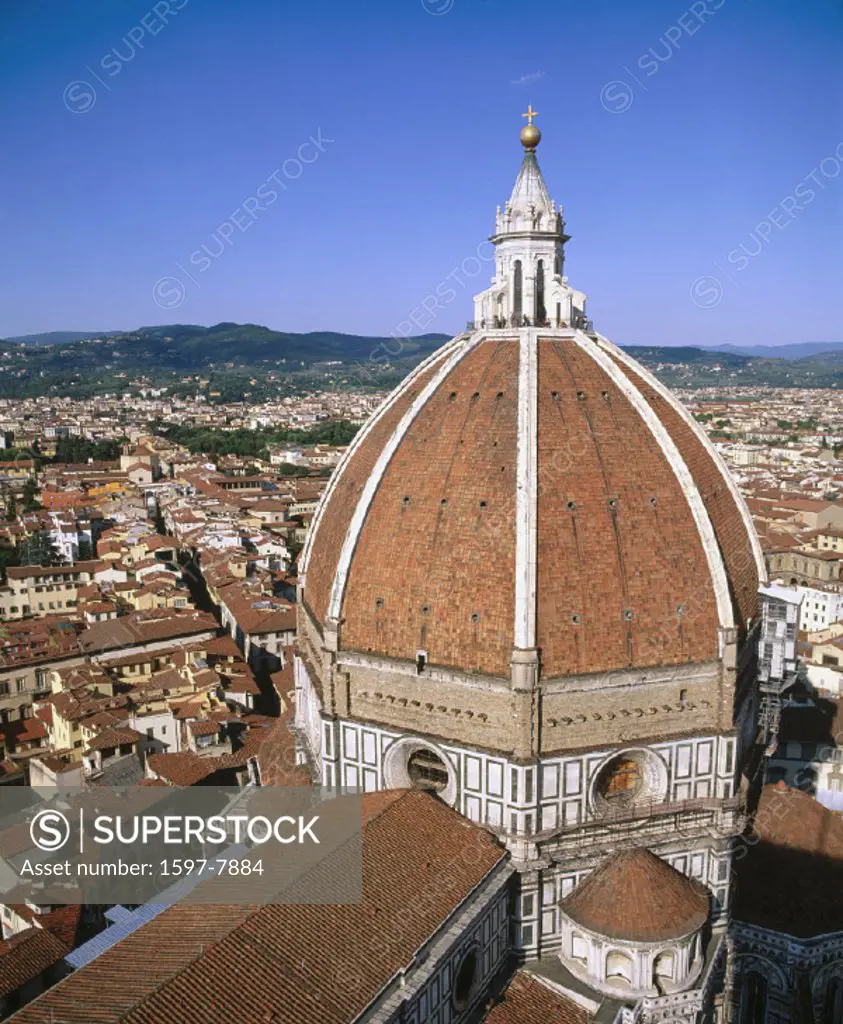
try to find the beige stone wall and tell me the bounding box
[768,550,842,585]
[300,607,737,761]
[540,661,727,755]
[344,659,514,754]
[298,596,742,760]
[0,579,79,619]
[0,654,85,723]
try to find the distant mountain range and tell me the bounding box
[3,324,450,361]
[706,342,843,360]
[6,329,842,362]
[0,323,839,396]
[0,324,452,368]
[3,330,124,346]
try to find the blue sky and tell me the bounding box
[1,0,841,347]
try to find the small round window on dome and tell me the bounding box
[479,500,488,509]
[449,392,458,401]
[649,496,658,508]
[375,597,384,610]
[567,500,577,511]
[402,496,411,506]
[596,755,642,806]
[471,392,480,401]
[592,748,667,814]
[471,612,480,624]
[407,748,449,794]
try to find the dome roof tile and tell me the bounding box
[561,847,709,942]
[302,330,763,681]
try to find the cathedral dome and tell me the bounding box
[300,329,762,681]
[299,116,764,699]
[560,847,709,943]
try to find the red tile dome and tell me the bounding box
[300,330,763,681]
[561,847,709,942]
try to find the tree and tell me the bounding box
[18,532,61,567]
[21,478,41,513]
[76,539,94,561]
[0,546,18,579]
[52,438,121,464]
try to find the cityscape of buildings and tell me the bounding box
[0,114,839,1024]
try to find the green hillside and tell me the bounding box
[0,324,839,397]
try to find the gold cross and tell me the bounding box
[522,104,539,126]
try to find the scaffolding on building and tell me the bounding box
[757,583,803,752]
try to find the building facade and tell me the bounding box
[288,116,791,1022]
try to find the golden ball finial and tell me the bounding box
[520,123,541,151]
[520,104,541,151]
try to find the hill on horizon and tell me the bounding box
[2,330,124,346]
[7,326,841,361]
[0,322,840,397]
[707,341,843,360]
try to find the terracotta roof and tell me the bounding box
[560,847,709,942]
[0,822,37,859]
[0,717,47,747]
[776,498,835,512]
[79,610,217,653]
[188,720,219,737]
[202,634,242,659]
[6,560,103,580]
[733,783,843,938]
[484,971,591,1024]
[220,672,260,694]
[85,726,142,752]
[270,661,294,703]
[303,336,759,679]
[171,700,204,720]
[34,754,72,774]
[6,790,506,1024]
[146,752,219,786]
[256,715,309,786]
[0,927,68,998]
